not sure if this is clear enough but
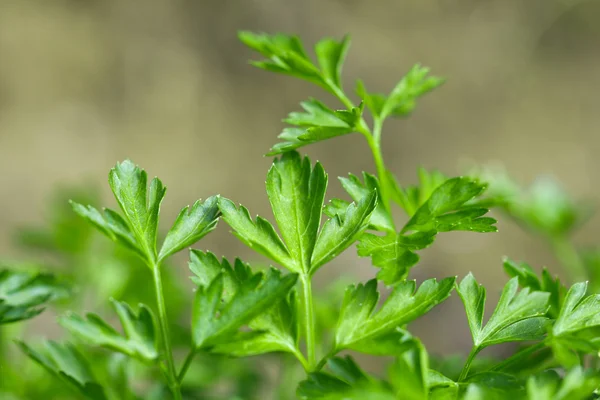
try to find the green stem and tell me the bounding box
[300,273,316,370]
[152,265,181,400]
[488,342,546,373]
[177,349,196,383]
[327,83,394,225]
[459,346,481,381]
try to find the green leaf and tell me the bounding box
[388,339,429,400]
[108,160,166,264]
[266,151,327,272]
[552,282,600,337]
[267,100,363,155]
[356,65,443,120]
[403,177,496,234]
[189,251,300,357]
[70,202,144,259]
[239,31,324,86]
[218,197,294,270]
[457,274,550,349]
[311,191,377,273]
[526,367,600,400]
[0,269,68,324]
[59,300,158,363]
[297,356,382,399]
[550,282,600,359]
[388,167,448,217]
[356,231,436,285]
[356,80,387,119]
[192,268,298,350]
[335,277,454,352]
[503,258,565,318]
[315,36,350,89]
[380,64,445,120]
[336,172,394,232]
[16,341,107,400]
[158,196,220,263]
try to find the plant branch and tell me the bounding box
[459,346,481,381]
[300,273,317,371]
[177,349,196,383]
[152,264,181,400]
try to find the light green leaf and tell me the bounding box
[335,277,454,352]
[311,191,377,273]
[526,367,600,400]
[550,282,600,359]
[59,299,158,363]
[218,197,294,270]
[380,64,445,120]
[0,269,68,325]
[356,231,436,285]
[403,177,496,234]
[192,268,298,350]
[239,31,324,86]
[158,196,220,263]
[388,167,448,217]
[266,151,327,272]
[267,100,363,156]
[70,202,143,259]
[337,172,394,232]
[17,341,107,400]
[108,160,166,263]
[212,290,299,357]
[503,258,565,318]
[315,36,350,89]
[388,339,429,400]
[457,274,550,349]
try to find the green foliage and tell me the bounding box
[17,341,107,400]
[59,300,158,363]
[0,268,68,324]
[4,29,600,400]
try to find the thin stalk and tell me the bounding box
[459,346,481,381]
[327,83,395,226]
[300,273,316,370]
[177,349,196,383]
[488,342,546,372]
[152,264,181,400]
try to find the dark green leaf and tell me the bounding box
[335,277,454,352]
[192,268,298,349]
[108,160,166,263]
[266,151,327,272]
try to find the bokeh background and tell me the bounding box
[1,0,599,377]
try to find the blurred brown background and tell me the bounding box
[1,0,599,357]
